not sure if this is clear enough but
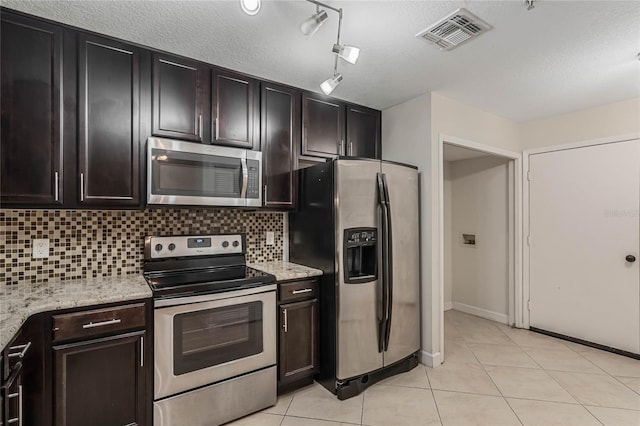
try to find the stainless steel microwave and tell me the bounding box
[147,138,262,207]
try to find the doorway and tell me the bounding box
[437,135,523,363]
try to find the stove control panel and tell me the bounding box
[145,234,244,259]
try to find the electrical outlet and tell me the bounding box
[32,239,49,259]
[266,231,275,246]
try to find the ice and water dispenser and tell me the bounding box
[343,228,378,284]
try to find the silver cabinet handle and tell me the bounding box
[18,384,23,426]
[292,288,313,295]
[82,318,121,329]
[140,336,144,367]
[214,117,219,140]
[198,115,203,140]
[80,172,85,202]
[8,342,31,359]
[283,308,288,333]
[349,142,353,156]
[240,158,248,198]
[54,171,59,201]
[6,385,22,425]
[339,139,344,155]
[263,184,267,204]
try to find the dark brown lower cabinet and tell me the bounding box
[278,279,319,392]
[54,331,146,426]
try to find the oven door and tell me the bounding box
[154,285,276,399]
[147,137,262,207]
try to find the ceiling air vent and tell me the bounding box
[416,8,492,51]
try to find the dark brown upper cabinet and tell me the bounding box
[346,104,381,159]
[77,34,142,206]
[211,69,258,149]
[152,54,207,142]
[261,82,300,209]
[0,13,64,205]
[301,92,346,159]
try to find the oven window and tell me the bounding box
[173,301,263,375]
[151,149,242,198]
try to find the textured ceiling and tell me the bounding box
[3,0,639,122]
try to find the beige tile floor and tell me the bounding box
[229,310,640,426]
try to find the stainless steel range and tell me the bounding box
[143,234,276,426]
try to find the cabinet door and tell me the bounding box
[346,105,381,159]
[261,83,299,209]
[78,34,141,206]
[0,13,63,204]
[54,333,146,426]
[279,299,319,383]
[212,69,257,148]
[301,92,345,159]
[152,54,205,142]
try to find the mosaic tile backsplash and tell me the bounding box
[0,209,284,285]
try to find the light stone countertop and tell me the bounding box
[0,275,152,350]
[247,261,323,282]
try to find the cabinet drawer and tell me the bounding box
[279,279,318,303]
[52,303,145,343]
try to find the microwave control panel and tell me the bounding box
[246,160,260,199]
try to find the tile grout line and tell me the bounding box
[485,317,606,425]
[422,364,444,425]
[465,330,525,426]
[611,375,640,396]
[360,386,365,426]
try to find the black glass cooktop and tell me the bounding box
[144,265,275,298]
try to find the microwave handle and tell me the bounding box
[240,158,248,198]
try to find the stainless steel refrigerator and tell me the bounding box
[290,158,420,399]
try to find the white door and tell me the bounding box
[529,139,640,354]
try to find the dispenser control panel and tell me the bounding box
[345,229,377,245]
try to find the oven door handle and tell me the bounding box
[240,158,248,199]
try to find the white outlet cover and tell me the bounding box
[266,231,275,246]
[32,239,49,259]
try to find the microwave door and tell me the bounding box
[146,138,262,207]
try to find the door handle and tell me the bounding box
[283,308,288,333]
[240,158,248,198]
[626,255,636,263]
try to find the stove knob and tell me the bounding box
[232,240,240,248]
[168,243,176,251]
[222,241,229,248]
[155,243,163,252]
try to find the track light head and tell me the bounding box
[320,73,343,95]
[240,0,261,15]
[332,44,360,65]
[301,9,329,36]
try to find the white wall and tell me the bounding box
[443,161,453,311]
[520,98,640,149]
[449,156,510,323]
[431,93,521,152]
[381,93,436,365]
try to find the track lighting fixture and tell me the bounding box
[320,73,343,95]
[333,44,360,65]
[240,0,261,15]
[523,0,535,11]
[300,0,360,95]
[300,9,329,36]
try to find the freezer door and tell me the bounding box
[380,162,420,366]
[335,159,384,380]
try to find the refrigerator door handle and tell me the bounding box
[381,173,393,351]
[376,173,388,353]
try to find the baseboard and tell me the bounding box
[444,301,453,311]
[452,302,508,325]
[420,350,443,368]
